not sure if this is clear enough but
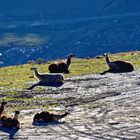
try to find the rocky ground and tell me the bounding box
[0,70,140,140]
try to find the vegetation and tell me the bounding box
[0,51,140,90]
[0,51,140,110]
[36,58,44,65]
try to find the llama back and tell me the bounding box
[42,73,64,83]
[112,61,134,72]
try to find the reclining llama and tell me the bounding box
[27,67,64,90]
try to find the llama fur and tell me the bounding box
[31,67,64,83]
[48,54,74,73]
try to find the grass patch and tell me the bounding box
[0,97,55,111]
[0,51,140,109]
[0,51,140,91]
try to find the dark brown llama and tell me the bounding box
[101,53,134,74]
[33,111,69,123]
[48,54,74,73]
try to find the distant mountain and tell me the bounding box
[1,0,140,21]
[0,0,140,66]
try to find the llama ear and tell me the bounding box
[103,53,107,56]
[103,53,110,57]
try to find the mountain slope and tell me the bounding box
[0,0,140,66]
[1,66,140,139]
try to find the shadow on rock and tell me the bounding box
[32,121,65,126]
[0,126,19,139]
[100,69,133,75]
[27,81,64,90]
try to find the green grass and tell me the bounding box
[0,51,140,110]
[0,51,140,91]
[0,33,47,46]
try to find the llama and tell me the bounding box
[0,102,7,117]
[48,54,74,73]
[31,67,64,83]
[0,102,11,119]
[33,111,69,122]
[1,111,20,129]
[101,53,134,74]
[27,67,64,90]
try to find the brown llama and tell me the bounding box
[1,111,20,129]
[33,111,69,123]
[48,54,74,73]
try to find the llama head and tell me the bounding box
[103,52,111,57]
[33,113,40,122]
[30,67,38,71]
[103,53,109,57]
[67,54,75,58]
[1,101,7,105]
[14,111,20,115]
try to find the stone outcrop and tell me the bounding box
[0,70,140,139]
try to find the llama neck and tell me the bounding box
[14,114,19,120]
[34,69,40,78]
[105,55,110,65]
[53,112,69,121]
[59,112,69,119]
[66,57,71,67]
[0,103,5,115]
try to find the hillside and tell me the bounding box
[0,58,140,140]
[0,0,140,66]
[0,51,140,92]
[0,52,140,139]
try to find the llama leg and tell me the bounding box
[100,70,110,75]
[27,82,42,90]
